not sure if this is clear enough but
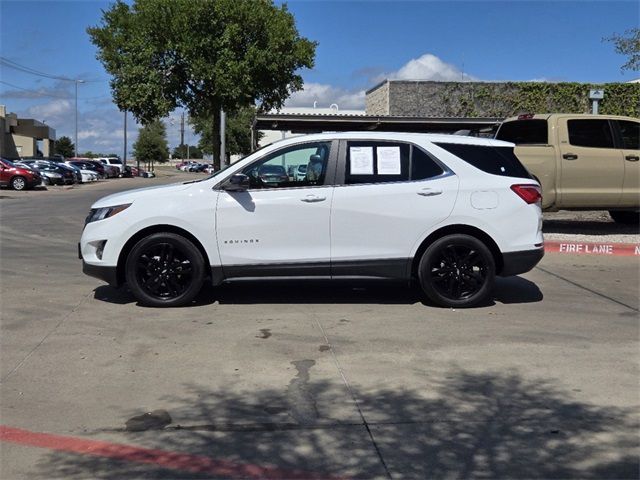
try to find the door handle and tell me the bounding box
[625,155,639,162]
[417,188,443,197]
[562,153,578,160]
[300,194,326,203]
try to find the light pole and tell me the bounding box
[74,79,85,157]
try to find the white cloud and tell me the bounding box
[379,53,475,82]
[27,99,72,119]
[283,53,477,111]
[284,83,366,110]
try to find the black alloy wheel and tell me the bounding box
[11,176,26,191]
[419,234,495,308]
[125,233,205,307]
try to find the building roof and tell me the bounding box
[254,113,502,134]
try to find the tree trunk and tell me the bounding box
[211,108,221,170]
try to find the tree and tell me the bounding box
[54,136,75,158]
[88,0,316,169]
[605,28,640,72]
[133,120,169,166]
[192,106,261,161]
[172,144,202,160]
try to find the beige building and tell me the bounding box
[1,105,56,158]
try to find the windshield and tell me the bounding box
[1,158,17,168]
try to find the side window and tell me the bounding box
[242,141,331,189]
[345,141,410,185]
[568,119,614,148]
[617,121,640,150]
[412,146,444,180]
[495,119,549,144]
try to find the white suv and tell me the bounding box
[80,132,544,308]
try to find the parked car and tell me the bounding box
[251,164,289,186]
[80,132,543,308]
[97,157,124,176]
[64,161,98,183]
[16,161,63,186]
[21,160,75,185]
[68,160,106,179]
[294,164,307,181]
[495,113,640,223]
[0,158,42,190]
[130,166,154,177]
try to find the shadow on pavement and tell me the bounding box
[93,276,542,307]
[543,219,639,236]
[33,369,638,479]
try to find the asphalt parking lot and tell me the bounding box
[1,172,638,479]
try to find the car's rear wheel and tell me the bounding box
[418,234,495,308]
[125,233,205,307]
[609,210,639,225]
[11,176,26,191]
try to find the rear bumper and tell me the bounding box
[500,248,544,277]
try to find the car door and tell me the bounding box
[215,140,337,278]
[330,139,458,278]
[614,119,640,208]
[557,117,624,208]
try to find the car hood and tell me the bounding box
[92,182,192,208]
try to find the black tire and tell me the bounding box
[418,234,495,308]
[609,210,639,225]
[11,176,26,191]
[125,233,205,307]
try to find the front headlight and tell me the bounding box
[85,204,131,224]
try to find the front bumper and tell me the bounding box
[82,260,119,287]
[500,248,544,277]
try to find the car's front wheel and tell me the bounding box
[418,234,495,308]
[125,233,205,307]
[11,176,26,191]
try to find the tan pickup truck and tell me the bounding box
[495,113,639,223]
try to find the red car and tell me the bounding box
[0,158,42,190]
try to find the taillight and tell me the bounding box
[511,184,542,204]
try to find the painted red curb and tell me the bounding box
[0,425,345,480]
[544,241,640,256]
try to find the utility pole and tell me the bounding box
[220,108,226,167]
[123,110,127,168]
[74,79,85,156]
[180,111,185,160]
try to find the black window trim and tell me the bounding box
[334,139,453,187]
[567,118,616,150]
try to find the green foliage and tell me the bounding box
[192,106,262,159]
[54,136,75,158]
[172,143,202,159]
[133,120,169,163]
[434,82,639,118]
[87,0,316,167]
[78,151,99,158]
[605,28,640,72]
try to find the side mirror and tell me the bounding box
[222,173,250,192]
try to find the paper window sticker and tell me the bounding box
[349,146,374,174]
[376,146,401,175]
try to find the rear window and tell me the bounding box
[495,120,548,144]
[434,143,533,179]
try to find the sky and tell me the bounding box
[1,0,638,156]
